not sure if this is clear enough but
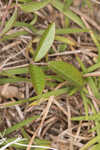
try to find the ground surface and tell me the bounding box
[0,0,100,150]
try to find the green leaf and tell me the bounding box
[48,61,84,87]
[0,8,17,36]
[34,22,55,62]
[20,0,51,12]
[63,0,73,9]
[29,64,46,95]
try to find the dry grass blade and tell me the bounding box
[70,6,100,31]
[26,96,54,150]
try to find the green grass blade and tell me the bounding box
[55,35,76,46]
[51,0,85,28]
[81,91,89,120]
[4,115,39,135]
[0,77,30,85]
[90,144,100,150]
[0,8,17,36]
[88,77,100,99]
[0,88,68,108]
[80,136,100,150]
[56,28,89,34]
[86,62,100,73]
[0,67,29,75]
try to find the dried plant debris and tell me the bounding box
[0,0,100,150]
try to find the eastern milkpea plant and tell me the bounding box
[1,22,100,150]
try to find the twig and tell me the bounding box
[49,49,93,57]
[26,96,54,150]
[0,49,25,71]
[91,0,100,4]
[83,71,100,77]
